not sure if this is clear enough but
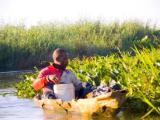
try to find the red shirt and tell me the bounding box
[33,65,63,91]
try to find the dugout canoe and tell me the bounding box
[34,90,127,116]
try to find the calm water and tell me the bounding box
[0,71,160,120]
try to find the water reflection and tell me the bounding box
[0,88,43,120]
[0,70,32,88]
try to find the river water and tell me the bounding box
[0,71,159,120]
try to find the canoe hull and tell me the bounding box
[34,90,127,116]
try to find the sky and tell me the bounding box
[0,0,160,27]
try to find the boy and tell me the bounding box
[33,48,83,99]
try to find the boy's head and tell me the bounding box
[52,48,68,68]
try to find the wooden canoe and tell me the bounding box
[34,90,127,117]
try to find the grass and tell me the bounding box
[0,21,160,71]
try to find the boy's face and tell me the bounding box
[54,52,68,68]
[59,53,68,67]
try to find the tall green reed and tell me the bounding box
[0,21,159,71]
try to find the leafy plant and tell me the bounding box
[15,68,39,98]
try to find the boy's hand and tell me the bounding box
[47,74,60,84]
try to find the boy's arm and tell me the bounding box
[33,68,61,91]
[32,77,48,91]
[32,69,48,91]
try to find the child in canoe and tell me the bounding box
[33,48,84,99]
[33,48,121,99]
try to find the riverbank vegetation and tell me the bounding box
[0,21,160,71]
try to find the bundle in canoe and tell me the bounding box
[34,90,127,116]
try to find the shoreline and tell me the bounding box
[0,70,34,76]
